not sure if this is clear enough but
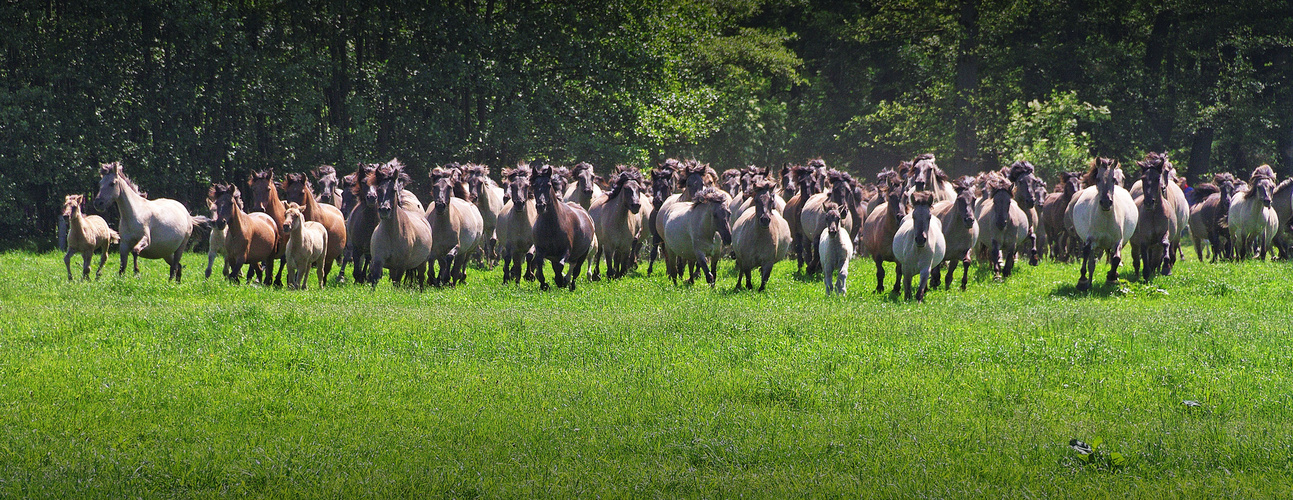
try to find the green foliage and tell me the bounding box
[1004,91,1110,179]
[1,0,1290,247]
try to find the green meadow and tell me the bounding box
[2,250,1291,497]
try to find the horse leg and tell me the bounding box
[367,255,384,289]
[1077,240,1093,291]
[78,252,91,280]
[95,248,110,280]
[837,268,848,295]
[535,252,549,290]
[1003,243,1016,278]
[916,267,930,302]
[873,258,885,293]
[647,236,659,276]
[930,263,943,289]
[959,257,970,291]
[756,264,771,292]
[892,262,903,294]
[794,238,804,274]
[823,265,833,295]
[63,250,75,281]
[550,258,566,289]
[902,271,913,301]
[567,255,586,291]
[590,247,603,281]
[1028,229,1039,266]
[1158,237,1171,278]
[990,239,1002,279]
[1106,246,1123,284]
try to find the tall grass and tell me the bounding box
[2,250,1291,497]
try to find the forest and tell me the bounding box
[1,0,1290,246]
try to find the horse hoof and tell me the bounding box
[1076,280,1091,292]
[540,282,550,291]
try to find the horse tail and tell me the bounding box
[191,215,212,230]
[108,228,121,245]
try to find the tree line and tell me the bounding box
[2,0,1289,247]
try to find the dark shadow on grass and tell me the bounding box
[1050,281,1123,298]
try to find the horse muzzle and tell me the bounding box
[760,214,772,226]
[1100,198,1113,211]
[629,203,642,214]
[916,235,927,248]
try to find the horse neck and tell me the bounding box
[301,186,322,218]
[693,204,716,233]
[260,187,286,223]
[289,219,305,245]
[114,181,148,225]
[68,210,90,241]
[229,199,253,234]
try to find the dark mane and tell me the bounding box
[986,172,1012,193]
[1251,164,1276,183]
[1192,183,1220,200]
[694,187,727,205]
[1084,158,1117,186]
[572,162,593,175]
[807,158,827,169]
[607,168,644,199]
[1008,160,1035,182]
[314,165,336,178]
[910,191,934,206]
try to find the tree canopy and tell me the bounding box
[2,0,1290,246]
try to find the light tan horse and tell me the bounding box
[426,167,484,286]
[283,171,347,285]
[61,194,119,280]
[589,167,645,280]
[92,162,195,281]
[283,203,328,289]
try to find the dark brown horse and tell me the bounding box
[342,163,381,282]
[1189,173,1237,262]
[785,164,821,273]
[646,162,678,276]
[1041,172,1083,261]
[531,164,596,291]
[314,165,342,208]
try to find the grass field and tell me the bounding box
[2,249,1292,497]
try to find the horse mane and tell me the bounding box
[100,162,144,195]
[314,165,336,179]
[897,161,913,179]
[1274,178,1293,196]
[607,168,644,199]
[427,166,458,184]
[693,187,727,205]
[952,176,975,193]
[659,158,681,172]
[1008,160,1035,182]
[822,201,840,216]
[1192,182,1220,199]
[1251,164,1277,183]
[749,178,777,195]
[1084,158,1119,186]
[985,172,1012,193]
[807,158,827,169]
[910,191,934,206]
[571,162,593,175]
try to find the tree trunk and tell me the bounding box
[1188,127,1213,179]
[953,0,980,175]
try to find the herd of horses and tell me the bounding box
[60,153,1291,301]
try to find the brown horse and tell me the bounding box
[314,165,343,208]
[210,183,278,284]
[248,169,288,286]
[1189,173,1237,262]
[342,163,381,283]
[531,164,596,291]
[784,164,821,274]
[61,194,119,280]
[283,172,347,285]
[1129,153,1177,281]
[1041,172,1083,261]
[863,176,907,293]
